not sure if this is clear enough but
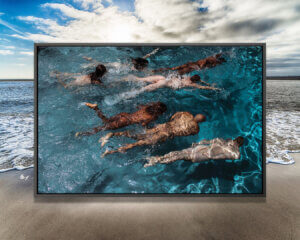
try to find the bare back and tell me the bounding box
[191,139,240,162]
[142,112,199,140]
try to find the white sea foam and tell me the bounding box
[104,88,144,106]
[0,114,33,172]
[266,110,300,164]
[0,164,34,173]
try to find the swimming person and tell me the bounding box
[144,137,244,167]
[101,112,206,156]
[153,53,226,75]
[51,64,107,88]
[75,101,167,137]
[82,48,160,72]
[124,74,220,92]
[131,47,160,70]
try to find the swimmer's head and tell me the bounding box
[194,114,206,123]
[216,53,226,63]
[146,102,167,116]
[95,64,107,78]
[132,57,148,70]
[190,75,201,83]
[234,136,244,147]
[90,64,107,84]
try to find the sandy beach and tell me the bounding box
[0,153,298,240]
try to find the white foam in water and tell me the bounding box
[19,174,29,181]
[0,114,34,172]
[266,110,300,164]
[104,88,144,106]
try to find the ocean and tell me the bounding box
[0,81,33,172]
[266,80,300,164]
[0,50,298,193]
[4,80,296,172]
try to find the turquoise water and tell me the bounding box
[37,46,263,194]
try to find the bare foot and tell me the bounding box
[75,132,81,137]
[99,132,113,147]
[101,149,110,157]
[85,102,98,110]
[144,156,156,168]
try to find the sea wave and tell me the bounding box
[266,110,299,164]
[0,114,33,172]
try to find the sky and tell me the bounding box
[0,0,300,79]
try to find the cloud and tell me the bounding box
[73,0,105,10]
[20,51,33,56]
[11,0,300,75]
[0,37,10,42]
[3,46,15,49]
[0,49,14,55]
[0,18,25,36]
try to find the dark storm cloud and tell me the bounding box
[223,19,281,36]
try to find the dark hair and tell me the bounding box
[89,64,107,84]
[216,53,226,63]
[145,102,167,116]
[234,136,244,147]
[190,75,201,83]
[132,57,148,70]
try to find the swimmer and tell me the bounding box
[51,64,107,88]
[144,137,244,167]
[75,101,167,137]
[153,53,226,75]
[124,74,219,92]
[82,48,159,72]
[101,112,206,157]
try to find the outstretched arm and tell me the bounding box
[57,76,69,88]
[198,79,212,87]
[144,149,191,167]
[50,71,81,78]
[82,56,105,69]
[102,140,148,157]
[51,71,81,88]
[83,56,94,61]
[143,48,160,59]
[124,75,165,83]
[82,56,101,65]
[188,83,220,91]
[141,82,165,92]
[75,126,105,137]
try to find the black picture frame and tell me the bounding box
[34,43,266,197]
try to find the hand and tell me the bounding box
[75,132,81,137]
[83,56,93,61]
[99,132,113,147]
[101,149,110,157]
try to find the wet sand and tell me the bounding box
[0,153,299,240]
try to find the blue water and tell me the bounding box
[36,46,263,194]
[0,81,33,171]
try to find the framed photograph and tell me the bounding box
[35,43,265,195]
